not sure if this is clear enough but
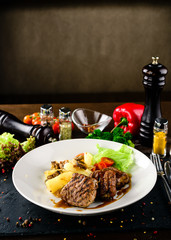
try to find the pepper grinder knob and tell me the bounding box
[139,57,168,147]
[152,56,159,65]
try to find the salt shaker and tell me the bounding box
[59,107,72,140]
[139,57,168,146]
[152,118,168,157]
[40,104,54,127]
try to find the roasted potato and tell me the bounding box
[63,161,91,176]
[84,152,93,168]
[45,171,73,193]
[44,169,57,179]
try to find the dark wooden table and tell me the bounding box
[0,101,171,133]
[1,102,171,240]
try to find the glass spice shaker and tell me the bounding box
[59,107,72,140]
[40,104,54,127]
[152,118,168,157]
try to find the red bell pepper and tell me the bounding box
[113,103,144,136]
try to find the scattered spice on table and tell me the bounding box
[16,222,19,227]
[14,217,42,228]
[87,232,96,238]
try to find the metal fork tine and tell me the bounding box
[152,154,160,172]
[150,154,154,164]
[151,154,156,167]
[150,153,171,202]
[155,154,159,171]
[157,154,163,171]
[153,156,155,166]
[155,155,159,171]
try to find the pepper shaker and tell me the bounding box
[40,104,54,127]
[139,57,168,146]
[152,118,168,157]
[59,107,72,140]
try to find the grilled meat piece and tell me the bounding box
[92,167,130,189]
[113,167,130,189]
[90,168,117,199]
[60,173,98,208]
[90,167,130,199]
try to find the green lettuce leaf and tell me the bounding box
[0,132,36,168]
[21,136,36,153]
[92,144,134,172]
[0,132,20,159]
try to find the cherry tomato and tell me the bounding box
[52,122,60,134]
[53,117,59,122]
[93,157,114,170]
[23,115,32,125]
[94,161,108,170]
[100,157,114,167]
[32,116,41,125]
[72,122,74,130]
[32,112,40,118]
[32,119,41,125]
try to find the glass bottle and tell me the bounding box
[40,104,54,127]
[152,118,168,157]
[59,107,72,140]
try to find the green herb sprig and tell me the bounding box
[86,117,134,147]
[86,128,134,147]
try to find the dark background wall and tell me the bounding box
[0,1,171,103]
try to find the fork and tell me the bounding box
[150,154,171,202]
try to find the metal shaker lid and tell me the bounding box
[154,117,168,130]
[59,107,71,117]
[40,104,53,115]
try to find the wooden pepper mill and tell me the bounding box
[139,57,168,147]
[0,110,56,146]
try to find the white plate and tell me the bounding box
[12,139,157,216]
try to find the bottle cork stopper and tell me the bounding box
[152,56,159,64]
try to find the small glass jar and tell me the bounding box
[152,118,168,157]
[59,107,72,140]
[40,104,54,126]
